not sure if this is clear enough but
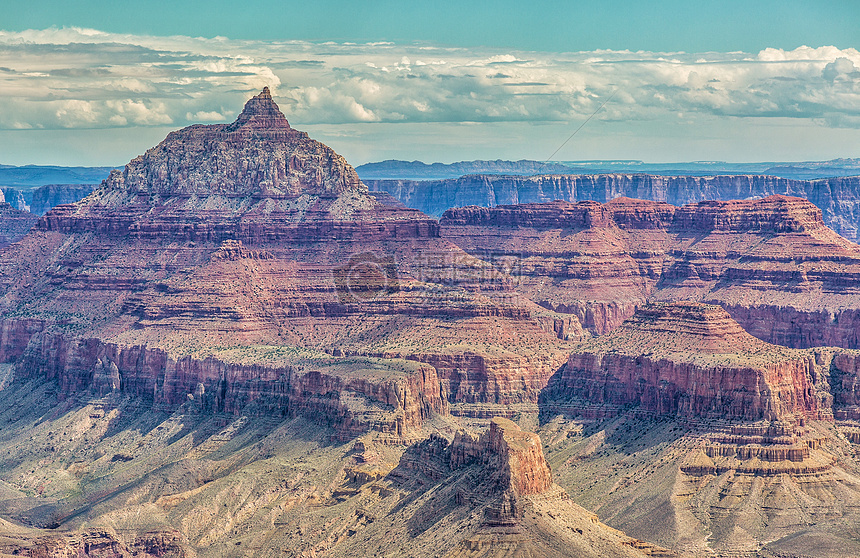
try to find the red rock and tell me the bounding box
[406,417,552,496]
[544,302,831,421]
[833,352,860,420]
[482,417,552,496]
[394,419,676,557]
[9,329,448,440]
[0,89,582,432]
[441,196,860,348]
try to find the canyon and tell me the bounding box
[0,378,673,557]
[1,88,860,557]
[0,89,595,464]
[441,196,860,348]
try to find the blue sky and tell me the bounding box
[4,1,857,52]
[0,1,858,165]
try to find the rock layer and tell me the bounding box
[1,319,446,441]
[543,302,833,422]
[441,196,860,348]
[0,89,579,431]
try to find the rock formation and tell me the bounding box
[543,302,833,422]
[380,418,675,557]
[368,172,860,242]
[0,375,673,558]
[0,88,580,438]
[441,196,860,348]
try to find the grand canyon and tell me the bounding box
[0,88,859,558]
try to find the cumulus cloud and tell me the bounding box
[823,57,859,81]
[0,27,859,135]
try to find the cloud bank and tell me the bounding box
[1,27,859,129]
[0,27,859,164]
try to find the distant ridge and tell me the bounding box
[368,173,860,242]
[0,164,114,188]
[356,157,860,181]
[355,159,574,180]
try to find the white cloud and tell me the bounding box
[186,110,229,122]
[0,27,858,138]
[823,57,859,81]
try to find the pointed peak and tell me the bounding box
[226,86,290,131]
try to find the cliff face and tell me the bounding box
[441,196,860,348]
[543,302,831,422]
[1,319,445,441]
[368,172,860,242]
[540,302,860,555]
[480,417,553,497]
[833,352,860,420]
[0,394,669,558]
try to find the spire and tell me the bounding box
[226,87,291,131]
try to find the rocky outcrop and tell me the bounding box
[441,196,860,348]
[540,303,860,555]
[369,172,860,242]
[4,326,448,440]
[401,418,551,495]
[542,302,834,422]
[680,421,834,477]
[832,352,860,420]
[3,322,447,441]
[393,418,674,557]
[97,87,359,201]
[480,417,552,496]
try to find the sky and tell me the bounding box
[0,1,858,166]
